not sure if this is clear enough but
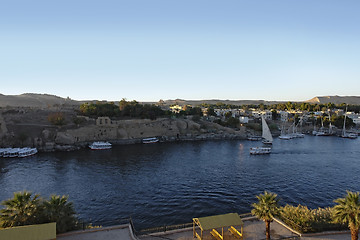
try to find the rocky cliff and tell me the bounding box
[0,108,246,151]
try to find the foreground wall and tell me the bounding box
[0,222,56,240]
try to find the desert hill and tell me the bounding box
[0,93,80,108]
[305,96,360,105]
[1,93,360,108]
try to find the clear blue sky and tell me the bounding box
[1,0,359,102]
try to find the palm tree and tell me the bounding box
[333,191,360,240]
[43,195,78,233]
[0,191,42,227]
[251,191,280,240]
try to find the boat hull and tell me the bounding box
[250,147,272,155]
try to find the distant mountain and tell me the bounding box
[305,96,360,105]
[1,93,359,108]
[0,93,79,108]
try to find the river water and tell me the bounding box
[0,136,359,229]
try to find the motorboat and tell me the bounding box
[247,136,262,141]
[250,147,272,155]
[3,148,21,158]
[18,148,38,157]
[0,147,38,158]
[89,141,112,150]
[142,137,159,144]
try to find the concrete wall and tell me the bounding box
[0,222,56,240]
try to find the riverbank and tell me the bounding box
[0,108,247,152]
[38,131,248,152]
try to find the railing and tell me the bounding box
[137,222,193,235]
[136,212,252,236]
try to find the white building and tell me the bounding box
[239,116,249,124]
[170,105,183,113]
[346,112,360,125]
[278,111,289,122]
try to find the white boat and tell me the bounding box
[89,141,112,150]
[18,148,38,157]
[279,134,292,140]
[341,107,358,139]
[261,115,273,145]
[0,147,38,158]
[250,115,273,155]
[0,148,12,157]
[247,136,262,141]
[142,137,159,144]
[2,148,21,158]
[250,147,272,155]
[279,124,292,140]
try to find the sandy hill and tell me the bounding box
[305,96,360,105]
[0,93,79,108]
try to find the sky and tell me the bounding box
[1,0,359,102]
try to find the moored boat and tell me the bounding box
[340,107,358,139]
[247,136,262,141]
[142,137,159,144]
[18,148,38,157]
[3,148,21,158]
[89,141,112,150]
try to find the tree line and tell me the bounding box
[201,102,360,113]
[80,99,166,120]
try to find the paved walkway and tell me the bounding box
[55,220,354,240]
[57,224,133,240]
[139,218,297,240]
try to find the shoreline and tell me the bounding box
[37,132,248,152]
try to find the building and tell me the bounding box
[170,105,183,114]
[278,111,289,122]
[239,116,249,124]
[96,117,112,126]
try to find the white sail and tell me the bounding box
[342,107,347,137]
[261,115,273,143]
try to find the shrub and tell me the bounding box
[280,204,346,233]
[48,112,66,126]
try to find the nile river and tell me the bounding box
[0,136,359,229]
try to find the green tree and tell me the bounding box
[333,191,360,240]
[0,191,43,228]
[271,110,278,120]
[226,117,240,128]
[43,195,78,233]
[252,191,280,240]
[224,112,232,119]
[206,108,216,116]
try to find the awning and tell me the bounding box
[193,213,243,231]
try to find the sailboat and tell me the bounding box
[261,115,273,144]
[250,115,272,155]
[341,108,358,139]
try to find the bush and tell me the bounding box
[48,112,66,126]
[280,204,346,233]
[73,116,86,125]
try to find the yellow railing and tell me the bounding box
[228,226,242,239]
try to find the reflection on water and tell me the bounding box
[0,137,359,229]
